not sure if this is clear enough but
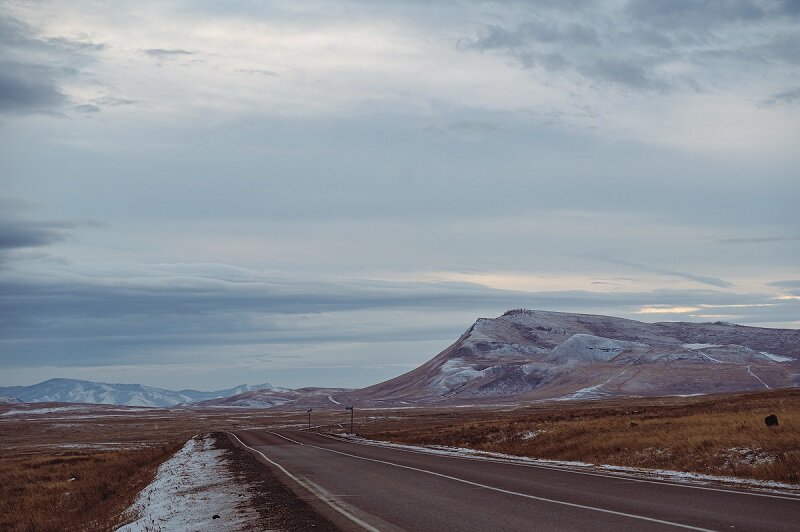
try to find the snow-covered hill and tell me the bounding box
[0,378,274,407]
[336,309,800,406]
[195,386,352,409]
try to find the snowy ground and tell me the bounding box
[117,434,260,531]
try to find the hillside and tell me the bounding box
[335,309,800,406]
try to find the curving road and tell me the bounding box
[231,430,800,532]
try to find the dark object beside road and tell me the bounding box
[765,414,779,427]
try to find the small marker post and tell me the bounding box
[345,406,354,434]
[307,408,312,430]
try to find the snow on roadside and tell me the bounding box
[336,434,800,495]
[117,434,259,532]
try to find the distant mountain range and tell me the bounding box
[0,378,275,407]
[5,310,799,409]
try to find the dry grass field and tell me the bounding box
[1,389,797,530]
[0,404,283,532]
[0,444,181,532]
[355,389,800,484]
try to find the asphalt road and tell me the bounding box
[231,430,800,532]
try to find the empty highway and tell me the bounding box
[231,430,800,532]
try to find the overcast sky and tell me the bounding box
[1,0,798,390]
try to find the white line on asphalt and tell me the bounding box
[226,432,380,532]
[271,432,716,532]
[317,432,800,502]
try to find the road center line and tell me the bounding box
[270,431,715,532]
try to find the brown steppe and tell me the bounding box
[0,405,293,532]
[355,388,800,484]
[1,388,798,531]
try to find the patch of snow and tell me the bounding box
[557,370,625,400]
[118,434,259,531]
[58,442,156,450]
[746,365,771,390]
[520,362,548,375]
[558,383,608,401]
[682,343,721,350]
[430,358,491,393]
[549,334,648,363]
[724,447,774,467]
[0,406,88,416]
[214,397,292,408]
[328,395,341,405]
[520,430,544,440]
[759,352,793,363]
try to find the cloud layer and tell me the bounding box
[0,1,797,390]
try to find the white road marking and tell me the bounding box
[318,432,800,502]
[271,432,716,531]
[226,432,380,532]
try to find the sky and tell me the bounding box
[1,0,798,391]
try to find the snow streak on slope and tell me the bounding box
[759,352,793,363]
[746,366,771,390]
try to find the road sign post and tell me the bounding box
[345,406,354,434]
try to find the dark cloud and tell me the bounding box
[468,21,599,51]
[92,96,138,106]
[1,271,792,369]
[0,220,71,251]
[594,256,734,288]
[582,58,664,89]
[74,103,101,113]
[0,63,65,113]
[423,121,502,136]
[45,37,105,52]
[761,87,800,106]
[236,68,279,76]
[767,279,800,290]
[463,18,672,90]
[627,0,765,28]
[0,206,101,263]
[758,34,800,64]
[144,48,195,59]
[0,14,104,114]
[780,0,800,15]
[458,1,798,94]
[717,235,800,244]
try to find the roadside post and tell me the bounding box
[345,405,354,434]
[307,408,312,430]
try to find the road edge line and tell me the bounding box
[226,431,380,532]
[275,432,714,532]
[316,432,800,501]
